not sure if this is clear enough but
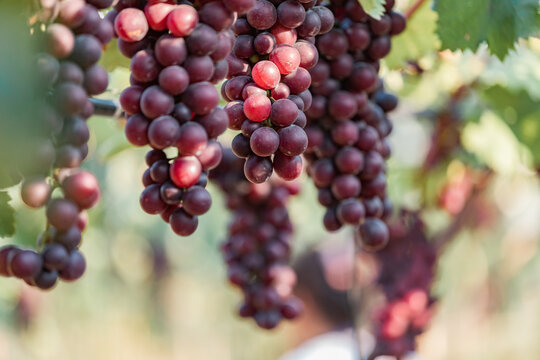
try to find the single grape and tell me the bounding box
[247,0,277,30]
[176,122,209,156]
[46,24,75,58]
[169,156,202,188]
[155,34,187,67]
[197,140,223,170]
[140,183,167,214]
[10,250,42,280]
[42,244,69,271]
[356,218,389,251]
[140,85,175,119]
[252,60,281,89]
[125,114,150,146]
[159,66,189,95]
[250,127,280,157]
[232,134,252,158]
[167,5,199,37]
[273,152,302,180]
[46,199,79,231]
[21,178,51,209]
[269,45,301,75]
[244,155,273,183]
[62,171,100,209]
[254,32,276,55]
[182,186,212,216]
[276,0,306,29]
[169,208,199,236]
[183,82,219,115]
[114,8,148,42]
[58,250,86,281]
[244,94,271,122]
[150,160,171,184]
[198,1,235,31]
[337,198,365,225]
[186,24,219,56]
[160,181,183,205]
[278,125,308,156]
[130,49,160,83]
[120,85,144,115]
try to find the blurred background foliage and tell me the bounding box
[1,0,540,359]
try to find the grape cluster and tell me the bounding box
[224,0,334,183]
[303,0,405,250]
[367,212,436,359]
[0,0,113,289]
[0,172,98,289]
[115,0,253,236]
[210,150,303,329]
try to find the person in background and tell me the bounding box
[279,241,374,360]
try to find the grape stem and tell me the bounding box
[404,0,427,19]
[90,98,124,118]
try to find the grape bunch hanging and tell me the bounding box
[304,0,405,250]
[225,0,334,183]
[116,0,253,236]
[211,150,303,329]
[367,212,437,359]
[0,0,113,289]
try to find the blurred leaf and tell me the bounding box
[461,110,534,173]
[0,169,20,190]
[385,0,439,68]
[481,85,540,164]
[480,45,540,101]
[0,192,15,238]
[97,132,135,161]
[100,39,130,72]
[434,0,540,59]
[359,0,385,20]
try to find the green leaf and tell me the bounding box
[0,168,20,190]
[99,39,130,72]
[461,110,534,173]
[359,0,386,20]
[480,45,540,101]
[0,192,16,238]
[480,85,540,165]
[385,0,439,68]
[434,0,540,59]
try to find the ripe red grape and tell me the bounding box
[252,60,281,89]
[115,8,149,42]
[243,94,271,122]
[170,156,202,188]
[167,5,199,37]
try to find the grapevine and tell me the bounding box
[0,1,538,359]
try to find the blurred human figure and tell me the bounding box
[279,240,373,360]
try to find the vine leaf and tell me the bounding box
[359,0,386,20]
[481,85,540,166]
[434,0,540,60]
[0,192,16,238]
[385,0,439,68]
[0,168,20,190]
